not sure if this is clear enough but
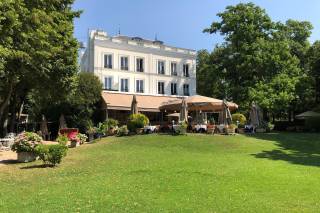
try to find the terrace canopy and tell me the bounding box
[295,111,320,119]
[159,95,238,112]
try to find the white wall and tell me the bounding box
[81,31,197,97]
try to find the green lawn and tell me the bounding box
[1,133,320,212]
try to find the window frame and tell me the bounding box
[157,60,166,75]
[170,62,177,76]
[104,76,113,90]
[135,79,144,93]
[157,81,165,95]
[171,82,177,95]
[183,64,190,77]
[120,78,129,92]
[136,57,144,72]
[104,53,113,69]
[183,83,190,96]
[120,55,129,71]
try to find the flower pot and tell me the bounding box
[17,152,37,163]
[108,128,115,136]
[225,128,235,135]
[237,128,245,134]
[136,128,144,135]
[70,141,80,148]
[88,134,94,142]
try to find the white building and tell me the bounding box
[80,29,197,123]
[80,30,197,97]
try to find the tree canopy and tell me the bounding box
[198,2,318,120]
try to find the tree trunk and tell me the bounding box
[9,95,17,133]
[0,81,14,134]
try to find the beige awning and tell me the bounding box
[101,92,179,112]
[160,95,238,112]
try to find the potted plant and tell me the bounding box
[69,132,80,148]
[224,124,237,135]
[86,121,96,142]
[127,114,149,134]
[77,133,88,144]
[12,132,43,162]
[106,119,119,136]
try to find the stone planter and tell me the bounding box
[108,128,116,136]
[70,141,80,148]
[237,128,245,134]
[225,128,236,135]
[17,152,37,163]
[136,128,144,135]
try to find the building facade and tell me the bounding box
[80,30,197,97]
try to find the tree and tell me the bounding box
[0,0,80,135]
[199,2,314,119]
[307,41,320,104]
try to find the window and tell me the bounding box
[136,58,144,72]
[158,60,165,75]
[183,84,190,96]
[104,77,113,90]
[120,78,129,92]
[171,83,177,95]
[136,79,144,93]
[158,82,165,94]
[171,62,177,76]
[104,54,113,69]
[183,64,189,77]
[120,56,129,70]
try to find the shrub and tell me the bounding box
[232,113,247,125]
[77,133,88,144]
[117,125,129,137]
[174,122,188,135]
[12,132,43,153]
[56,134,69,146]
[96,122,107,136]
[35,144,68,167]
[127,114,149,132]
[105,119,119,129]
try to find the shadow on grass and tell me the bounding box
[0,159,18,165]
[20,164,54,169]
[250,132,320,167]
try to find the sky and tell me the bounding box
[73,0,320,51]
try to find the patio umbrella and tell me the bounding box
[179,98,188,123]
[40,115,49,139]
[131,95,138,114]
[219,99,232,125]
[160,95,238,112]
[295,111,320,119]
[59,114,67,129]
[249,101,262,127]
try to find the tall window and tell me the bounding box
[183,64,189,77]
[104,54,113,69]
[171,83,177,95]
[183,84,189,96]
[158,61,165,75]
[104,77,113,90]
[136,58,144,72]
[120,79,129,92]
[171,62,177,76]
[158,82,165,94]
[120,56,129,70]
[136,79,144,93]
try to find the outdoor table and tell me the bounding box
[195,124,207,132]
[144,125,157,133]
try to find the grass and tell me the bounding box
[1,133,320,212]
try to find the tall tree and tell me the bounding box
[0,0,80,135]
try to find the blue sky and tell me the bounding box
[73,0,320,51]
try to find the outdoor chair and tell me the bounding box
[206,124,215,135]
